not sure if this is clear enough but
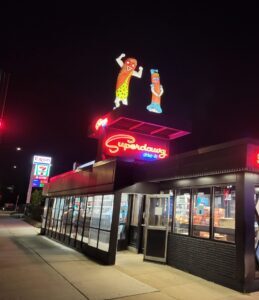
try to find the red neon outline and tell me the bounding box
[104,134,168,159]
[95,118,108,130]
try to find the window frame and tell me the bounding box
[171,184,236,244]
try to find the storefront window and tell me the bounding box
[98,230,110,252]
[89,228,98,247]
[83,196,93,244]
[42,198,49,229]
[57,197,65,233]
[213,185,235,243]
[77,196,87,242]
[71,197,80,239]
[88,195,102,247]
[100,195,114,231]
[52,198,60,232]
[46,198,54,232]
[192,188,211,239]
[173,189,191,235]
[60,197,70,235]
[90,195,102,228]
[118,194,129,240]
[254,187,259,267]
[64,197,74,237]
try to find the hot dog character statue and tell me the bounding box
[114,53,143,109]
[146,69,164,113]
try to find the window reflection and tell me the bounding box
[173,189,191,235]
[213,186,235,242]
[192,188,211,239]
[43,194,114,253]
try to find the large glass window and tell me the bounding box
[213,185,235,242]
[42,198,49,229]
[83,196,93,244]
[255,187,259,268]
[118,194,129,240]
[98,230,110,252]
[77,197,87,242]
[46,198,54,232]
[98,195,114,252]
[44,194,115,252]
[89,195,102,247]
[192,188,211,239]
[71,197,80,239]
[100,195,114,231]
[64,197,74,237]
[57,197,65,233]
[52,198,60,233]
[173,189,191,235]
[60,197,70,235]
[81,194,114,252]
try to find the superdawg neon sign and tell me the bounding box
[104,134,168,160]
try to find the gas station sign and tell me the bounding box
[32,155,52,187]
[34,163,51,177]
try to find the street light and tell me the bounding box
[16,147,22,151]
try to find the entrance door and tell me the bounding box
[117,193,145,252]
[144,194,170,262]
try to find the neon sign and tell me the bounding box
[95,118,108,130]
[104,134,168,160]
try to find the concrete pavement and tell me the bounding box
[1,215,259,300]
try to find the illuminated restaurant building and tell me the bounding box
[41,107,259,292]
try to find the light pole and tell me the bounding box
[0,71,11,143]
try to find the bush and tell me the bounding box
[24,204,43,222]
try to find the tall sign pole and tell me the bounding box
[26,164,35,204]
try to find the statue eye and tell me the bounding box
[132,64,135,68]
[126,61,130,64]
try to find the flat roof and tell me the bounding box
[89,106,191,140]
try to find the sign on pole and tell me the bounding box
[26,155,52,204]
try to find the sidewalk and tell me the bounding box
[1,216,259,300]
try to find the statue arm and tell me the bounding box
[133,66,143,78]
[116,53,126,68]
[159,85,164,96]
[151,85,164,97]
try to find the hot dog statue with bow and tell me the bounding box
[114,53,143,109]
[146,69,164,114]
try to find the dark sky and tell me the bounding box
[1,2,259,202]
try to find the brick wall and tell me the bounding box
[167,234,241,290]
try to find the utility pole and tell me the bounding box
[0,71,11,143]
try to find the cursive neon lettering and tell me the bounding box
[104,134,168,159]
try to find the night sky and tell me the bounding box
[0,2,259,203]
